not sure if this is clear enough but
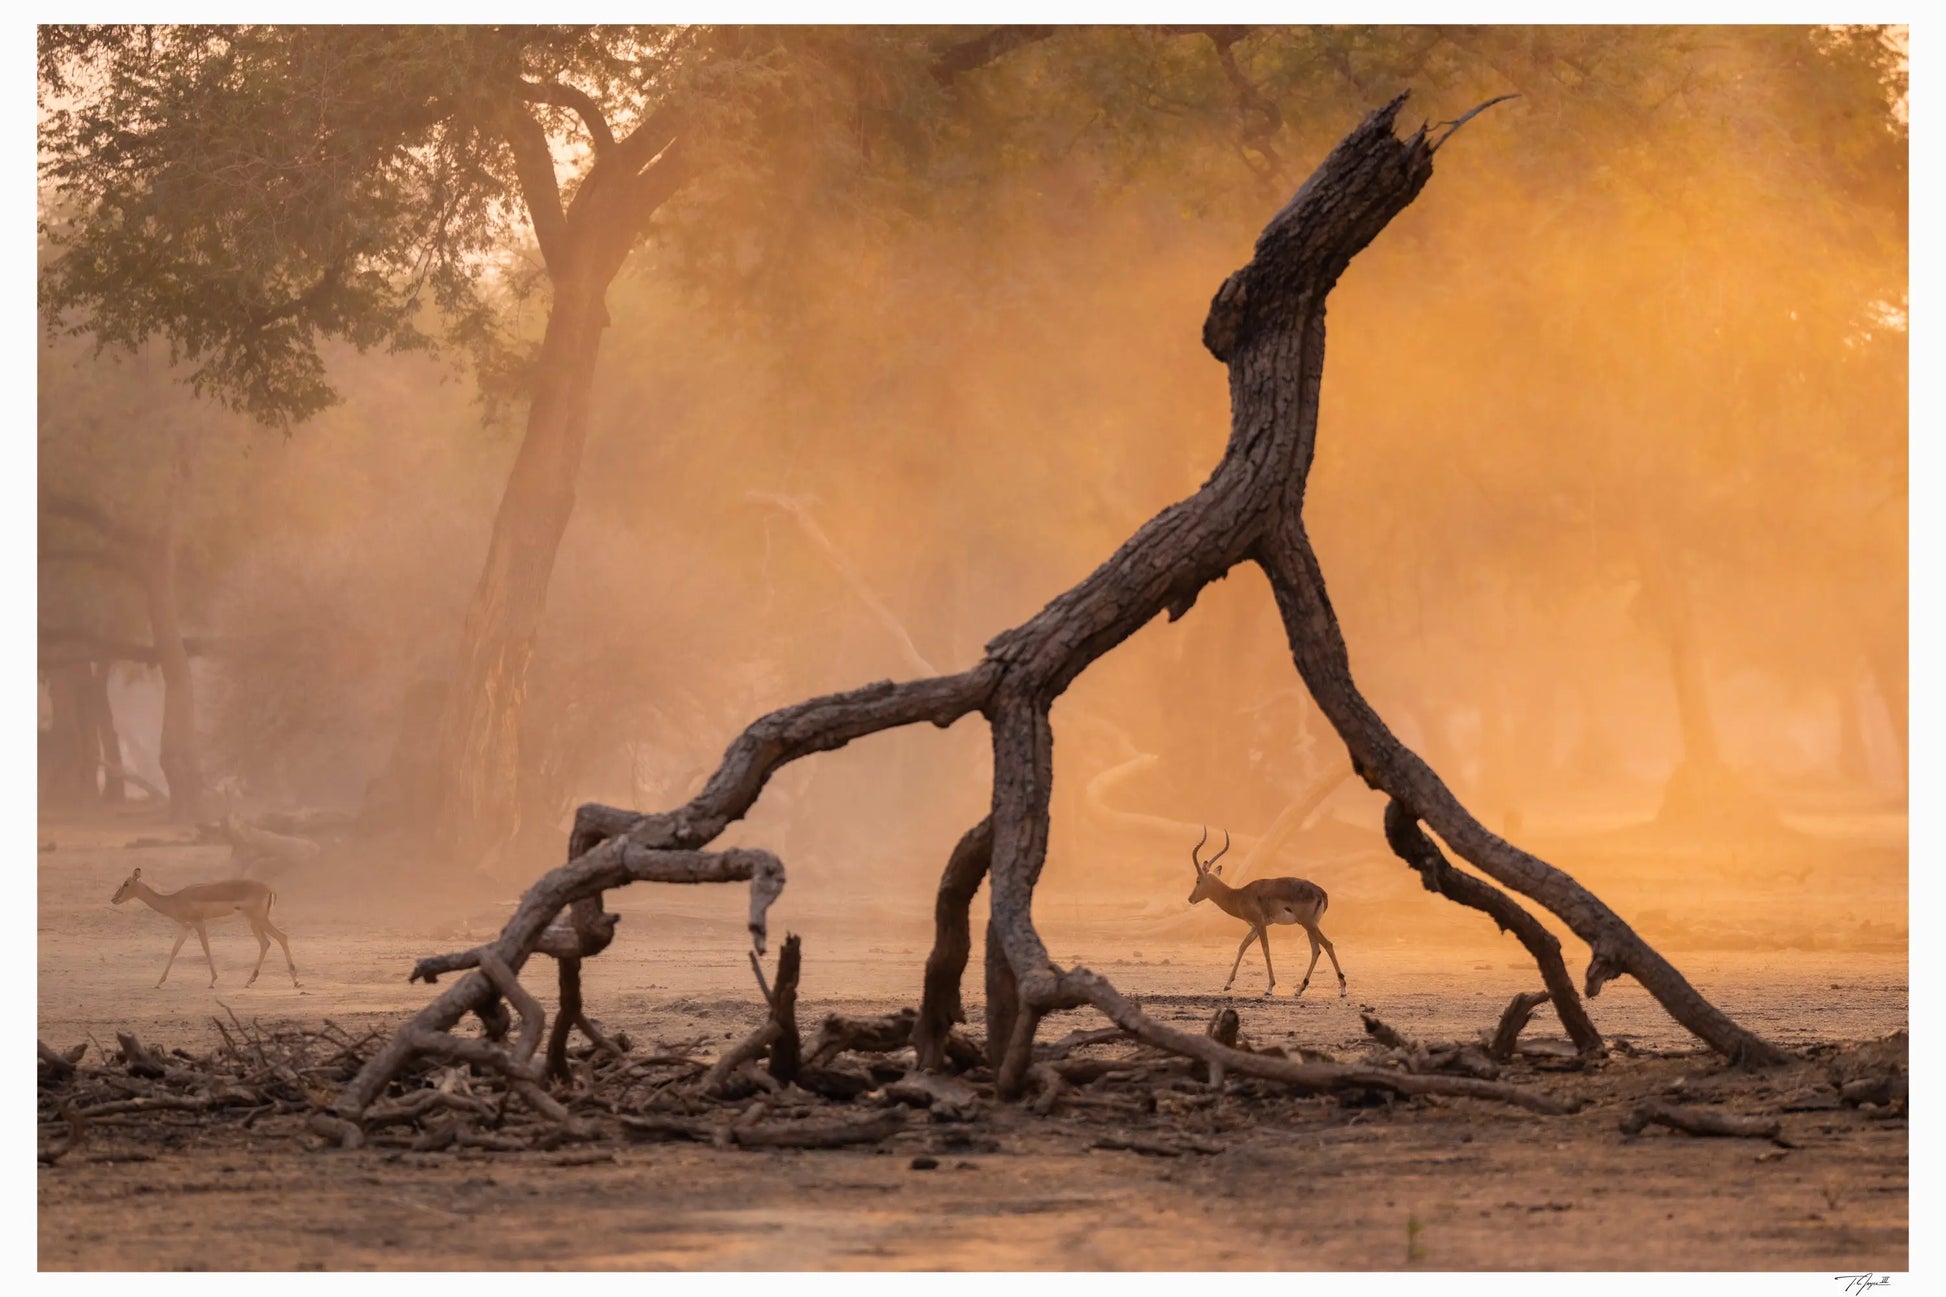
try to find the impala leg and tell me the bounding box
[1311,924,1348,997]
[1223,929,1256,992]
[1295,928,1324,998]
[246,922,270,987]
[262,915,300,987]
[157,927,190,987]
[192,922,218,986]
[1257,928,1277,997]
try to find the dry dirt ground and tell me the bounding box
[38,820,1908,1271]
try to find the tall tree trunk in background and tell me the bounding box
[420,35,1040,871]
[1863,641,1907,785]
[430,278,609,868]
[89,663,124,804]
[1632,553,1772,829]
[42,663,100,808]
[144,447,201,823]
[1661,600,1721,771]
[1833,678,1871,785]
[41,439,202,820]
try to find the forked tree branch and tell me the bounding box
[493,100,573,273]
[519,79,616,152]
[341,92,1784,1124]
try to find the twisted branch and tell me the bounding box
[344,90,1781,1125]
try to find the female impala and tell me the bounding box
[110,867,300,989]
[1187,826,1346,998]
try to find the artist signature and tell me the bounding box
[1834,1276,1891,1294]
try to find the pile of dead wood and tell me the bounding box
[40,987,1906,1167]
[1356,991,1599,1083]
[37,1013,387,1164]
[40,936,1587,1165]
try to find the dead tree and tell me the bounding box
[336,93,1785,1128]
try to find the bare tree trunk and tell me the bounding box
[1835,678,1870,784]
[42,664,100,809]
[41,447,202,821]
[90,664,124,804]
[144,454,201,824]
[1862,639,1906,783]
[431,279,609,869]
[1630,553,1774,828]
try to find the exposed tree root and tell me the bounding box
[338,92,1782,1127]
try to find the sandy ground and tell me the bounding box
[38,819,1908,1271]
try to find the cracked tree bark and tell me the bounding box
[339,93,1784,1124]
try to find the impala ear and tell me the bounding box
[132,868,141,879]
[1212,865,1223,876]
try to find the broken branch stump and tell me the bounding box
[1489,991,1554,1061]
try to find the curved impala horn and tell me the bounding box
[1207,828,1232,870]
[1191,825,1210,875]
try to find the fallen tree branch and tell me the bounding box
[115,1032,167,1078]
[1062,969,1573,1114]
[1038,1027,1130,1061]
[731,1109,909,1149]
[702,1024,781,1098]
[1361,1012,1416,1054]
[1092,1132,1226,1157]
[879,1071,980,1120]
[1619,1099,1782,1141]
[222,813,323,872]
[38,1040,82,1081]
[624,1108,910,1150]
[810,1007,917,1069]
